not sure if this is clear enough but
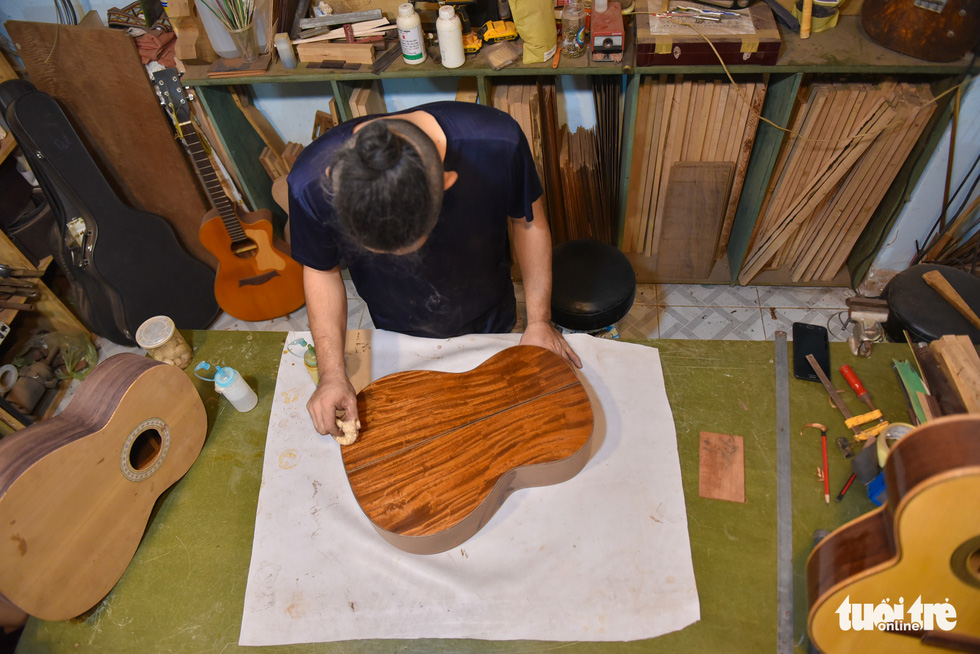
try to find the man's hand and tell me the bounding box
[307,371,359,441]
[520,320,583,369]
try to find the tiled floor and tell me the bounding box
[201,281,855,344]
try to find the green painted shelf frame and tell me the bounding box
[182,16,978,287]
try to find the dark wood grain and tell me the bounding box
[342,345,594,554]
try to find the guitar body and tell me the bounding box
[342,345,595,555]
[807,415,980,653]
[199,206,306,321]
[0,354,207,620]
[2,84,219,344]
[861,0,980,62]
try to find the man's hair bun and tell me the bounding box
[355,121,403,173]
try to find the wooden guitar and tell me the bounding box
[0,354,207,620]
[152,69,306,322]
[861,0,980,62]
[341,345,595,555]
[807,414,980,653]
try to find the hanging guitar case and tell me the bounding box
[0,80,219,345]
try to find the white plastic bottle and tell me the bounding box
[436,5,465,69]
[214,366,258,412]
[396,3,427,65]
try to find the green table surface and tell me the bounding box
[15,332,915,653]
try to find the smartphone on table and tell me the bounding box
[792,322,829,382]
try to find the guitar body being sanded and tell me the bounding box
[806,415,980,653]
[342,345,595,555]
[0,354,207,620]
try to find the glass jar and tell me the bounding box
[561,0,588,58]
[135,316,193,369]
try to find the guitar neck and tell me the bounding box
[179,121,248,242]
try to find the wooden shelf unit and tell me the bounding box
[0,230,93,434]
[179,16,976,286]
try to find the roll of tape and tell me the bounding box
[877,422,915,467]
[0,364,18,394]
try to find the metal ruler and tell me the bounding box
[775,331,793,653]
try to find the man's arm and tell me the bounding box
[511,198,583,368]
[304,265,359,438]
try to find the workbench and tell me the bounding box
[13,331,913,652]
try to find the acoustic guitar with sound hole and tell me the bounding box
[806,414,980,653]
[0,354,207,620]
[341,345,595,555]
[153,68,306,322]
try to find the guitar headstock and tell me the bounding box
[152,68,192,134]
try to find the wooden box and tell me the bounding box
[636,0,782,66]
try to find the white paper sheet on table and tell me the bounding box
[240,331,699,646]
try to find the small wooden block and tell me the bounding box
[699,431,745,503]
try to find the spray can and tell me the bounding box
[436,5,465,69]
[396,3,427,64]
[194,362,258,413]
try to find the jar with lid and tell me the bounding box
[561,0,588,58]
[135,316,192,369]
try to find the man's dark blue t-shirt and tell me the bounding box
[287,102,544,338]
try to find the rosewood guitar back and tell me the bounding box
[342,345,595,555]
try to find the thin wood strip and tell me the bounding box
[715,78,767,263]
[650,76,689,257]
[623,76,654,252]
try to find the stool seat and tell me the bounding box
[551,239,636,332]
[883,264,980,344]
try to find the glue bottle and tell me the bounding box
[194,362,258,413]
[436,5,465,69]
[396,3,427,65]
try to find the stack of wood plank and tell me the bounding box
[347,80,387,117]
[491,79,553,230]
[492,78,618,245]
[739,80,936,285]
[929,334,980,415]
[623,74,766,279]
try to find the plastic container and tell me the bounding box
[214,366,258,412]
[274,32,297,68]
[195,0,270,59]
[135,316,192,369]
[436,6,465,69]
[561,0,588,58]
[195,362,258,412]
[396,3,427,64]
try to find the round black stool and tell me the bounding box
[551,239,637,332]
[883,263,980,344]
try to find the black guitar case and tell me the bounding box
[0,81,219,344]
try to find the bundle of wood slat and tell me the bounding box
[491,79,554,231]
[622,74,766,278]
[593,76,622,244]
[739,80,936,285]
[557,125,611,243]
[929,334,980,414]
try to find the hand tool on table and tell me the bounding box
[806,355,889,443]
[801,423,830,504]
[807,355,888,501]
